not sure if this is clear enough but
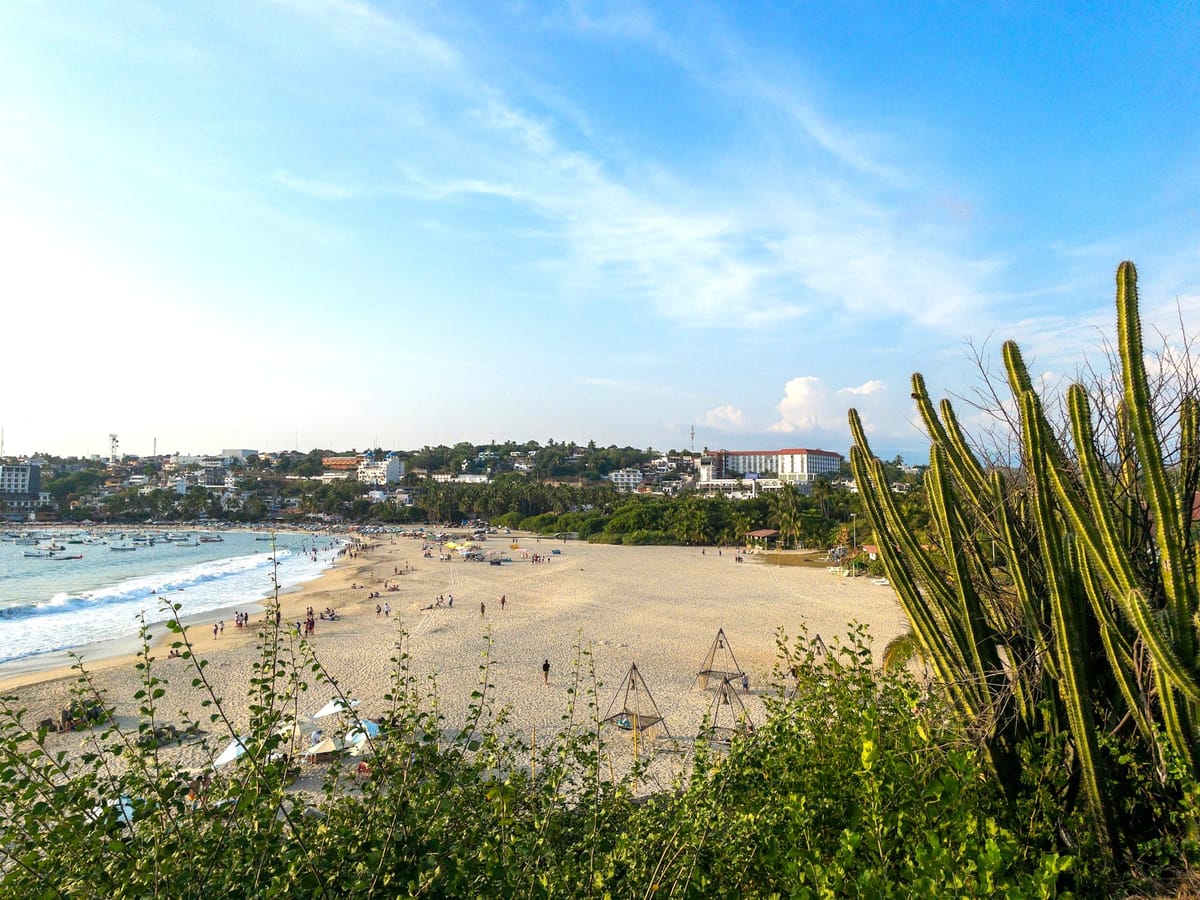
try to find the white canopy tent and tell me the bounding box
[312,698,360,719]
[213,736,250,768]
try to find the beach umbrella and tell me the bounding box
[274,715,319,743]
[343,719,381,747]
[312,697,360,719]
[214,737,249,768]
[300,737,342,757]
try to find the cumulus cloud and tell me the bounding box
[771,376,891,436]
[705,405,745,430]
[840,379,886,397]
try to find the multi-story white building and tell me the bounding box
[0,463,52,515]
[0,463,39,495]
[609,468,645,492]
[699,448,842,486]
[358,454,404,485]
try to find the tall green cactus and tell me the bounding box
[851,261,1200,857]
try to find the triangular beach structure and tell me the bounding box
[602,663,670,739]
[704,677,754,747]
[696,628,744,690]
[809,633,828,658]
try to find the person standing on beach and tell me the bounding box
[480,601,486,618]
[500,595,506,611]
[213,623,218,639]
[384,602,390,618]
[542,659,550,685]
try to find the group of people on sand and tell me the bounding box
[375,602,391,617]
[423,594,453,610]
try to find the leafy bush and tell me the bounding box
[492,510,523,529]
[0,606,1177,897]
[619,529,673,545]
[519,512,560,533]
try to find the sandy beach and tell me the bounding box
[0,532,907,785]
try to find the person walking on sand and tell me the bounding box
[213,623,219,639]
[542,659,550,685]
[480,601,486,618]
[500,595,506,611]
[384,602,390,618]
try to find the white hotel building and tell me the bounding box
[698,448,843,491]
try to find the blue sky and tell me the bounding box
[1,1,1196,461]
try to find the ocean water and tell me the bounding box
[0,530,342,663]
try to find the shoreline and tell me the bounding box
[0,535,357,694]
[0,534,907,791]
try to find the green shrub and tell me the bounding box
[519,512,560,533]
[492,511,523,529]
[0,606,1176,897]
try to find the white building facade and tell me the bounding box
[699,448,843,486]
[609,468,645,492]
[358,455,404,485]
[0,463,52,515]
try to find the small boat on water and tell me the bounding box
[43,543,66,552]
[43,553,83,560]
[110,544,136,552]
[198,534,224,543]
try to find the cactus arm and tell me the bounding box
[1178,395,1200,541]
[927,445,1003,690]
[910,373,989,508]
[1079,552,1154,742]
[1116,261,1197,664]
[849,441,976,713]
[1041,387,1200,703]
[1023,391,1113,841]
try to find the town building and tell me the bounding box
[0,462,52,517]
[322,455,364,473]
[358,453,404,485]
[609,468,646,492]
[699,448,843,486]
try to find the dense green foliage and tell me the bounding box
[851,262,1200,873]
[1,613,1102,898]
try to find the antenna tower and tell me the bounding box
[109,433,119,465]
[690,425,695,454]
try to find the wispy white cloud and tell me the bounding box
[268,0,460,69]
[272,169,354,200]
